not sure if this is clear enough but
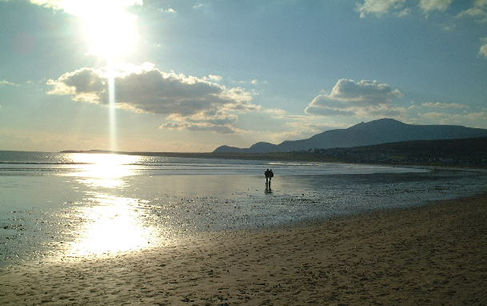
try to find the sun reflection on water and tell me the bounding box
[63,153,157,257]
[69,193,156,257]
[68,153,139,188]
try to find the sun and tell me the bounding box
[65,0,140,60]
[82,8,138,60]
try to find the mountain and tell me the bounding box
[213,118,487,153]
[214,142,281,154]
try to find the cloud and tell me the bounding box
[480,39,487,57]
[0,80,18,87]
[305,107,355,117]
[29,0,143,13]
[305,79,403,117]
[403,100,487,128]
[356,0,406,17]
[422,102,467,109]
[415,111,487,127]
[28,0,67,9]
[160,8,176,14]
[419,0,452,13]
[204,74,223,82]
[303,79,486,132]
[357,0,454,17]
[397,7,411,17]
[457,0,487,22]
[357,1,485,59]
[47,64,257,133]
[160,112,241,134]
[160,121,237,134]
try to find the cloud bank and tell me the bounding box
[457,0,487,22]
[47,65,257,133]
[357,1,487,59]
[304,78,486,131]
[29,0,143,13]
[480,38,487,57]
[357,0,407,18]
[0,80,18,87]
[357,0,453,17]
[305,79,403,117]
[419,0,452,13]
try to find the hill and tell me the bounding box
[313,136,487,167]
[211,137,487,168]
[213,118,487,153]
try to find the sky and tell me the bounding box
[1,0,486,152]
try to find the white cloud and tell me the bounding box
[357,0,485,61]
[29,0,67,9]
[397,7,411,17]
[305,79,403,117]
[354,1,486,59]
[0,80,18,86]
[261,108,288,116]
[160,8,176,14]
[479,39,487,57]
[357,0,453,17]
[458,0,487,22]
[205,74,223,82]
[160,112,241,134]
[161,121,237,134]
[356,0,407,17]
[415,111,487,127]
[419,0,452,13]
[29,0,143,13]
[402,100,487,128]
[47,64,257,133]
[422,102,467,109]
[440,22,456,31]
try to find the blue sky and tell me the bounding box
[1,0,486,152]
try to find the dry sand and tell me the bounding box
[1,195,486,305]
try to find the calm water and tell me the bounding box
[0,151,486,265]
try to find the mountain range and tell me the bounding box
[213,118,487,153]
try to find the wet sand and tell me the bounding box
[1,195,486,305]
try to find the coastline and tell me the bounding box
[1,194,486,304]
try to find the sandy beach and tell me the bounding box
[1,194,486,305]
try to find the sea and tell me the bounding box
[1,151,486,266]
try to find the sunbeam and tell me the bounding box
[107,62,117,152]
[67,1,140,151]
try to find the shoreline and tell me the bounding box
[3,148,486,170]
[1,194,486,304]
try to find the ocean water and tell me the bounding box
[0,151,486,265]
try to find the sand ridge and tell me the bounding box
[1,195,486,305]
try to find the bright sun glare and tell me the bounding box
[69,193,155,257]
[69,153,139,188]
[59,0,141,151]
[65,0,140,60]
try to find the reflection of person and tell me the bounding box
[269,169,274,189]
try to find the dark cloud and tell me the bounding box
[48,65,255,133]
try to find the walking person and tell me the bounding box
[264,169,270,191]
[268,169,274,190]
